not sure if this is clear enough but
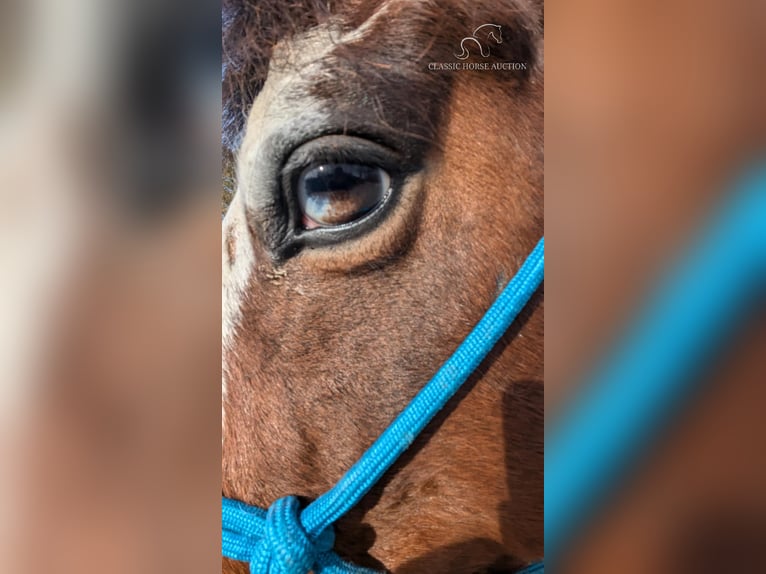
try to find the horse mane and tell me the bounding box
[222,0,543,153]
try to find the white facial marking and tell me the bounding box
[221,192,255,438]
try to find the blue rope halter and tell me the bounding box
[223,237,545,574]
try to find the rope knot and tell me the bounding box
[251,495,334,574]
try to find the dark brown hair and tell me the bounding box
[222,0,542,152]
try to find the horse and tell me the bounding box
[221,1,544,572]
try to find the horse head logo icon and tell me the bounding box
[454,24,503,60]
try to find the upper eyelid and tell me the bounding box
[280,136,401,176]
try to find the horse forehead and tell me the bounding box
[250,0,407,110]
[268,0,396,61]
[244,10,395,126]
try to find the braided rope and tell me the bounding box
[223,237,545,574]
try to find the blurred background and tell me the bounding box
[546,0,766,571]
[0,0,221,572]
[0,0,764,572]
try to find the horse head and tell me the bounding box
[475,23,504,47]
[222,1,543,571]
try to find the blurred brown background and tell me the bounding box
[1,0,765,572]
[546,0,766,571]
[0,0,221,572]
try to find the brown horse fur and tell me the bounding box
[222,1,543,572]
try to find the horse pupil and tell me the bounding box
[298,163,390,228]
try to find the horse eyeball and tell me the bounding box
[297,163,391,229]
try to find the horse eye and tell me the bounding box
[297,163,391,229]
